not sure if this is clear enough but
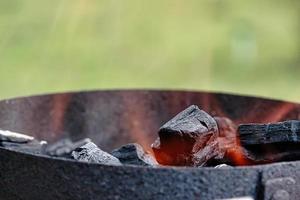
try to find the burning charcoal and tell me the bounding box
[111,143,158,166]
[71,142,122,165]
[231,140,300,165]
[215,117,238,149]
[152,105,220,166]
[192,139,221,166]
[45,138,91,158]
[238,120,300,145]
[193,117,239,166]
[237,120,300,164]
[0,130,34,143]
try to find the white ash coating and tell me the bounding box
[72,142,122,166]
[0,130,34,143]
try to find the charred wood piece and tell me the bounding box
[111,143,158,166]
[237,143,300,164]
[238,120,300,145]
[237,120,300,164]
[71,142,122,165]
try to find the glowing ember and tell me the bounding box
[151,105,238,166]
[151,105,220,166]
[151,105,300,167]
[2,101,300,168]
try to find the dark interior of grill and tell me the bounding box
[2,90,300,166]
[1,90,300,200]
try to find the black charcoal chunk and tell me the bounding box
[0,130,34,143]
[45,138,91,158]
[237,120,300,164]
[152,105,219,166]
[237,142,300,164]
[159,105,218,139]
[192,140,221,167]
[71,142,122,166]
[111,143,158,166]
[238,120,300,145]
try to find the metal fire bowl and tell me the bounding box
[1,90,300,200]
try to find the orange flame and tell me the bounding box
[215,117,254,166]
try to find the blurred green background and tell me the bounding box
[0,0,299,101]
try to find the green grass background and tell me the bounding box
[0,0,299,101]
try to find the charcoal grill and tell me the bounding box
[1,90,300,200]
